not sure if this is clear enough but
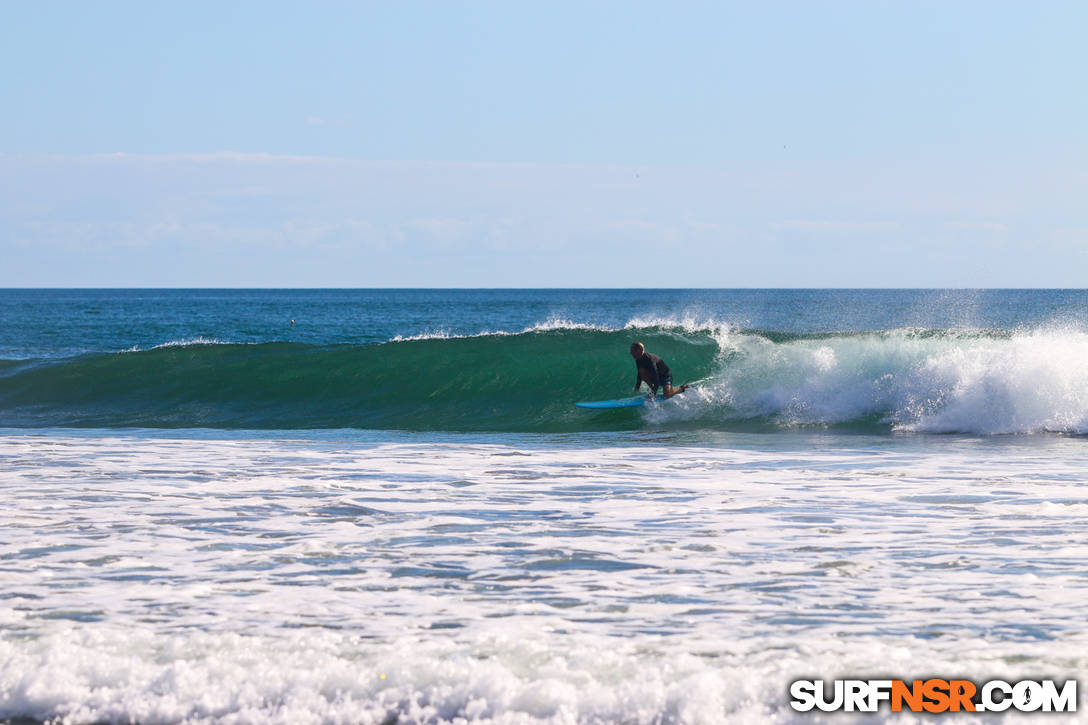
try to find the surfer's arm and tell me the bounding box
[633,373,642,391]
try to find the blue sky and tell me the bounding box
[2,1,1086,286]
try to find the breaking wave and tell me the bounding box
[2,320,1087,434]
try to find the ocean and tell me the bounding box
[1,289,1087,723]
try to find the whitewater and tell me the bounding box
[2,289,1088,723]
[3,432,1087,723]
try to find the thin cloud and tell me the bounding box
[770,220,899,234]
[93,151,338,165]
[945,221,1007,233]
[3,152,1085,286]
[304,116,356,127]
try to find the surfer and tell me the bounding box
[630,342,688,399]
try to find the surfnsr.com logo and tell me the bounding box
[789,679,1077,713]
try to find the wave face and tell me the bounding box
[3,322,1088,434]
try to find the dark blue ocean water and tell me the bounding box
[4,288,1088,359]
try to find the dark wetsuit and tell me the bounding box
[634,352,671,394]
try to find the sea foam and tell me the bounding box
[2,433,1088,723]
[650,325,1088,434]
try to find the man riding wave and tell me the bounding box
[630,342,688,399]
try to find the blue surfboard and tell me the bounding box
[575,395,664,409]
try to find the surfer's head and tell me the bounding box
[630,342,645,359]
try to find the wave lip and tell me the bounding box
[120,336,240,353]
[388,317,617,342]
